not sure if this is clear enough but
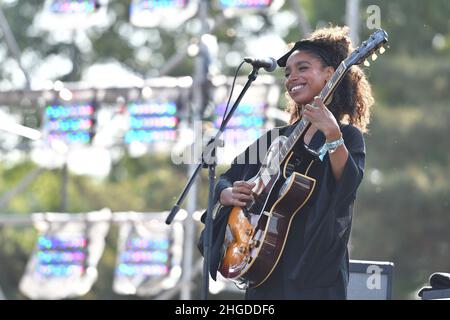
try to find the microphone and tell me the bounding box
[243,57,277,72]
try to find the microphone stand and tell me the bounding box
[165,66,260,300]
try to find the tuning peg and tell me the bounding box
[364,59,370,67]
[379,46,386,54]
[371,53,378,61]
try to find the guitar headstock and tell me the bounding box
[345,28,388,68]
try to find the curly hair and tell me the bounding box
[285,26,374,133]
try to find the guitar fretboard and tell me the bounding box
[277,62,348,164]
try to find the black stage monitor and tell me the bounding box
[347,259,394,300]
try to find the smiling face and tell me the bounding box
[284,50,334,106]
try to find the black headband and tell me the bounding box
[277,40,336,68]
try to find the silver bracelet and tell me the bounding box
[325,136,345,154]
[318,136,344,160]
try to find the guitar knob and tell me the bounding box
[371,52,378,61]
[379,46,386,54]
[364,59,370,67]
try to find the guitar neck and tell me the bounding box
[277,62,349,164]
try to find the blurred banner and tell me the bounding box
[217,0,284,17]
[209,75,280,164]
[112,211,184,297]
[129,0,198,29]
[124,100,179,145]
[42,101,98,146]
[19,209,111,299]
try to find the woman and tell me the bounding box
[199,26,374,299]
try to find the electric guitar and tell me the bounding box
[215,28,389,289]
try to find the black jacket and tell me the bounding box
[198,123,365,298]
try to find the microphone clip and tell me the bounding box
[243,57,277,72]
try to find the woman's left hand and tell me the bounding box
[303,96,342,141]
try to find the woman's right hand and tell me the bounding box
[219,181,256,207]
